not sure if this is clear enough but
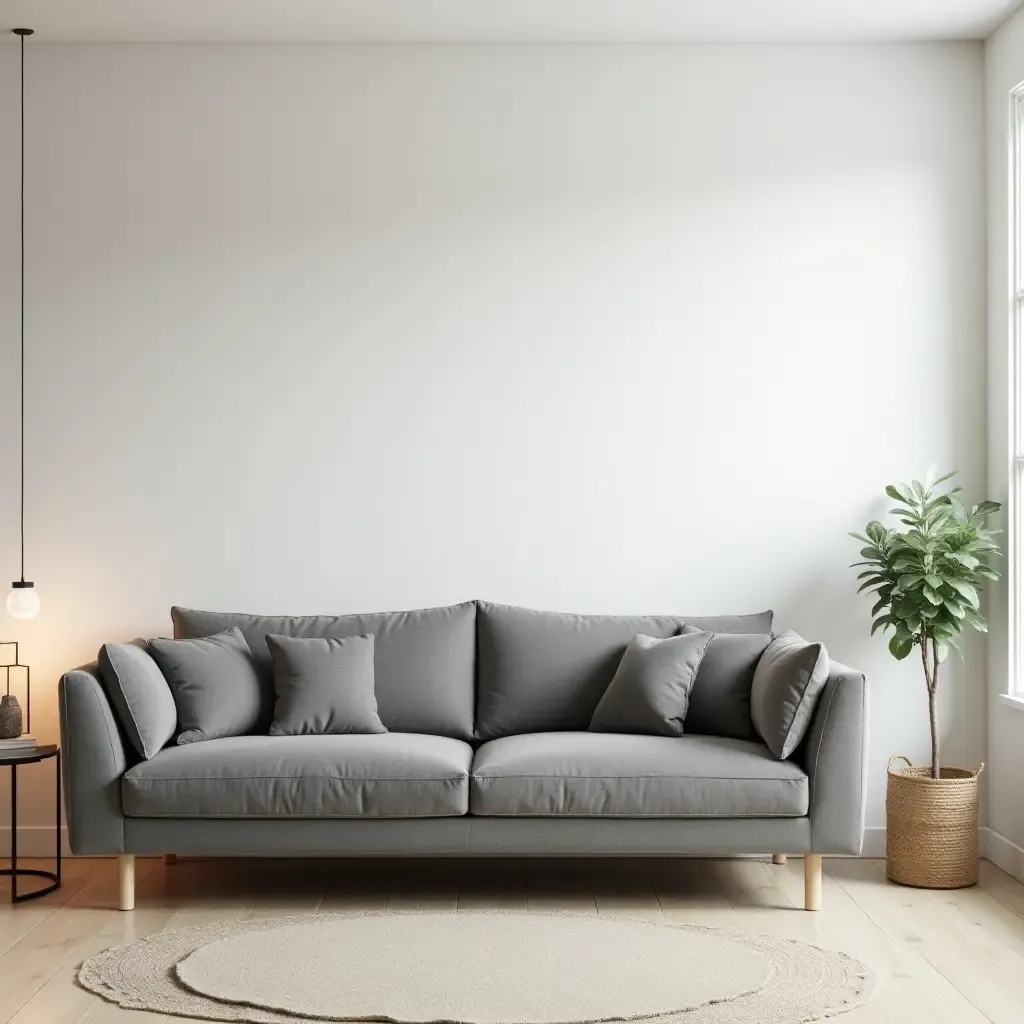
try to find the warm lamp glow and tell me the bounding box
[7,583,39,620]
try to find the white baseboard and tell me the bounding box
[860,827,886,858]
[0,825,70,859]
[981,826,1024,883]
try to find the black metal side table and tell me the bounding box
[1,744,61,902]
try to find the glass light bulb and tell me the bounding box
[7,586,40,620]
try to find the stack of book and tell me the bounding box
[0,735,37,754]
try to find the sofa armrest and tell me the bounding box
[58,663,127,854]
[798,661,869,854]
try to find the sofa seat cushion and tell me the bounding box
[123,734,473,818]
[470,733,808,818]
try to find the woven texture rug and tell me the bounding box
[78,911,873,1024]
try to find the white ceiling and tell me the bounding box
[0,0,1018,43]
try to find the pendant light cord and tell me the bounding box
[18,29,25,583]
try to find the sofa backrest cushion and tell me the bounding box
[475,603,774,740]
[679,626,772,741]
[172,602,476,741]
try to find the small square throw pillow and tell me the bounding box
[148,626,263,745]
[680,625,771,740]
[98,640,177,760]
[750,630,830,759]
[589,630,713,737]
[267,633,386,736]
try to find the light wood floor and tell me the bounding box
[0,855,1022,1024]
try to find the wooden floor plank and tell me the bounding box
[1,859,168,1024]
[526,859,597,915]
[921,875,1024,959]
[772,858,992,1024]
[317,859,390,914]
[829,859,1023,1023]
[649,858,738,927]
[457,859,528,911]
[386,860,461,913]
[239,859,331,920]
[0,859,103,959]
[980,860,1024,919]
[588,859,663,920]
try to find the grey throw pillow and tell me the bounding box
[267,633,386,736]
[750,630,830,759]
[589,631,713,737]
[148,627,263,745]
[98,640,177,760]
[680,626,771,740]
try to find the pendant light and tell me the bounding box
[7,28,39,622]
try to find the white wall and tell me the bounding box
[986,13,1024,877]
[0,43,985,851]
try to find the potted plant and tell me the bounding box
[851,468,1000,888]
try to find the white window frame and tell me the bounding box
[1009,85,1024,704]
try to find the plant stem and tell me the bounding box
[920,636,940,779]
[931,640,941,780]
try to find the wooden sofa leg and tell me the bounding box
[164,853,178,865]
[772,854,788,865]
[118,854,135,911]
[804,853,822,911]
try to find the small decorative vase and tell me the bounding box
[0,694,23,738]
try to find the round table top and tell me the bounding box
[0,743,58,765]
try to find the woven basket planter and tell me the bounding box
[885,754,984,889]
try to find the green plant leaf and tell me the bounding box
[922,585,943,605]
[871,615,892,636]
[963,607,988,632]
[892,557,921,573]
[975,501,1001,516]
[886,484,911,503]
[946,580,979,607]
[889,634,914,660]
[943,599,966,619]
[866,522,888,544]
[946,552,979,569]
[895,573,925,591]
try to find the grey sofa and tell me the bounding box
[58,601,868,912]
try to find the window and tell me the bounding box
[1012,86,1024,697]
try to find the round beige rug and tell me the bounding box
[78,911,873,1024]
[177,914,767,1023]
